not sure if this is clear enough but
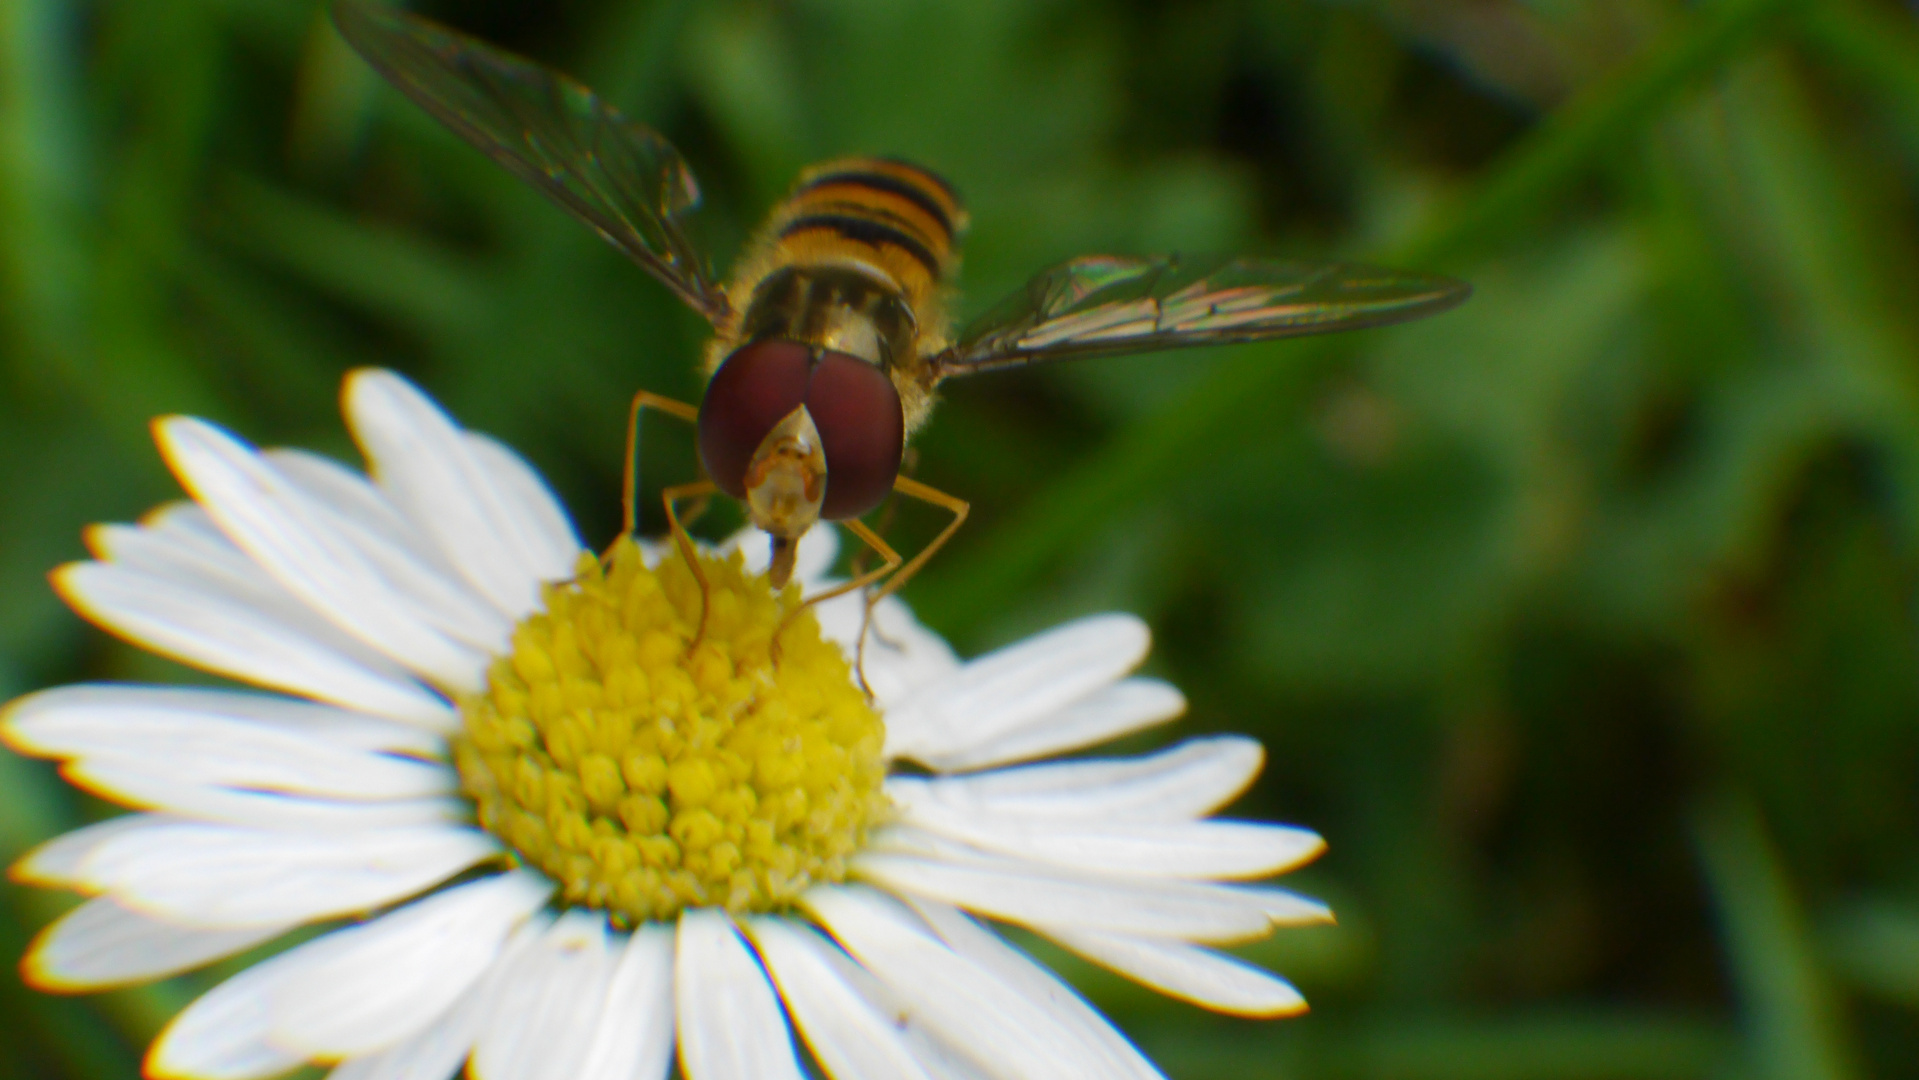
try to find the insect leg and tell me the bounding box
[839,477,968,692]
[774,520,902,696]
[867,476,969,607]
[848,447,917,580]
[662,479,718,649]
[622,390,700,541]
[848,448,917,651]
[676,488,715,532]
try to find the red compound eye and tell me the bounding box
[698,342,905,519]
[808,351,904,520]
[699,340,813,500]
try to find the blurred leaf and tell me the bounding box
[0,419,153,670]
[681,0,812,200]
[916,0,1805,636]
[1794,0,1919,168]
[0,0,92,394]
[1142,1012,1733,1080]
[1693,792,1862,1080]
[286,4,384,177]
[1326,1013,1735,1080]
[86,0,230,429]
[1821,898,1919,1011]
[1707,53,1919,540]
[1408,0,1804,267]
[214,173,495,342]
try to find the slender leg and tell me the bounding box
[848,478,968,697]
[793,520,903,613]
[867,476,969,607]
[621,391,700,541]
[849,449,916,650]
[863,477,967,690]
[676,490,714,532]
[848,447,916,580]
[775,521,902,695]
[846,500,891,582]
[662,480,718,647]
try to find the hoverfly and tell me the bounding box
[331,1,1469,628]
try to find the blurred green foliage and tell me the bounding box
[5,0,1919,1075]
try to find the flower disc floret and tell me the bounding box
[455,538,887,923]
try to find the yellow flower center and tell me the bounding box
[454,538,888,924]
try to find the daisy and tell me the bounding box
[5,369,1331,1080]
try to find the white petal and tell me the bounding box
[674,909,803,1080]
[264,448,518,654]
[271,871,555,1057]
[149,949,311,1080]
[897,799,1325,880]
[884,615,1152,763]
[82,821,497,927]
[461,433,583,576]
[327,918,548,1080]
[12,703,451,801]
[25,896,292,990]
[10,814,169,886]
[5,684,446,757]
[1223,884,1335,925]
[904,899,1164,1080]
[87,510,434,683]
[1039,927,1307,1017]
[345,370,559,616]
[263,450,444,568]
[899,1030,995,1080]
[856,841,1273,941]
[775,944,986,1080]
[745,918,935,1080]
[54,562,450,728]
[64,763,462,831]
[136,499,229,546]
[802,886,1096,1080]
[575,925,674,1080]
[157,417,491,691]
[906,678,1185,772]
[471,910,613,1080]
[888,735,1261,822]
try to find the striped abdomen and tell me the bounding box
[769,157,967,299]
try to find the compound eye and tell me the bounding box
[698,340,813,499]
[807,352,905,520]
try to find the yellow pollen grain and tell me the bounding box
[455,538,888,924]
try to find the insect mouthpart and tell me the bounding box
[744,405,828,587]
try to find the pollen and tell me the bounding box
[454,538,888,923]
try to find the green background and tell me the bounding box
[4,0,1919,1076]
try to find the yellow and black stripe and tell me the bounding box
[771,157,967,298]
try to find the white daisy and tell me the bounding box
[5,369,1330,1080]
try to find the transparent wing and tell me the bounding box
[331,1,729,320]
[936,254,1469,377]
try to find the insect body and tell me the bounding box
[332,1,1469,605]
[693,158,966,586]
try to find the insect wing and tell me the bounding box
[331,1,728,320]
[937,254,1469,376]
